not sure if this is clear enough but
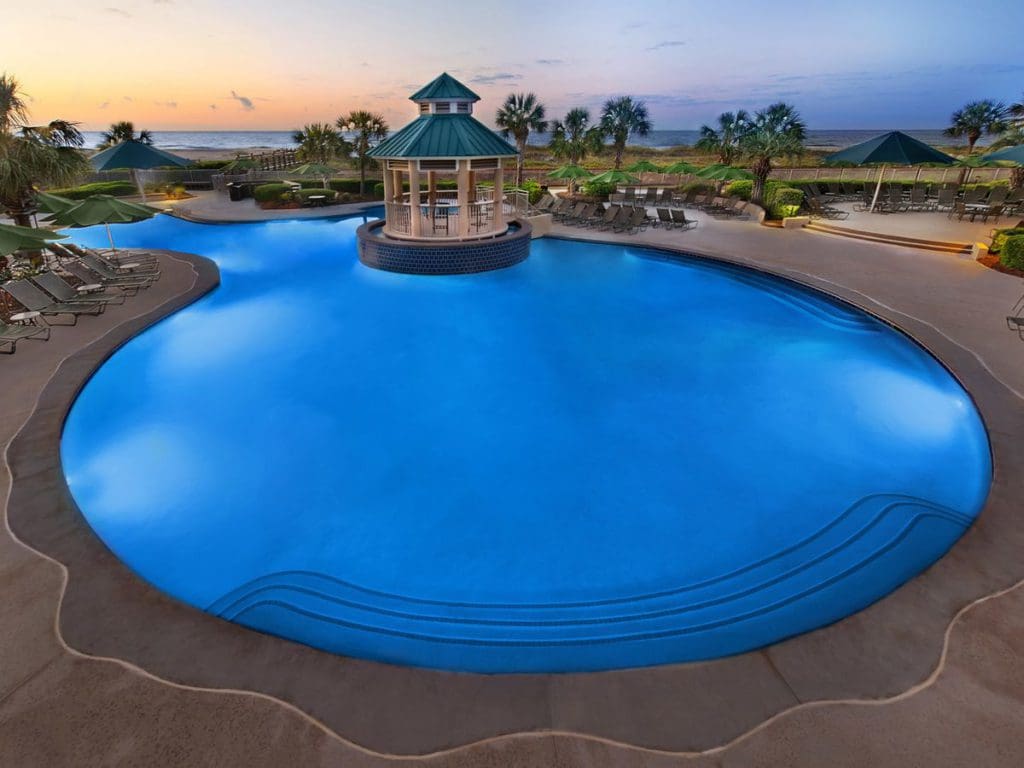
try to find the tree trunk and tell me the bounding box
[751,158,772,206]
[516,138,526,187]
[1011,166,1024,191]
[359,158,366,196]
[968,133,979,154]
[614,143,624,169]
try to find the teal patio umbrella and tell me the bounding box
[90,139,191,201]
[825,131,956,212]
[981,145,1024,165]
[0,222,66,257]
[221,157,262,173]
[48,195,163,251]
[588,169,640,185]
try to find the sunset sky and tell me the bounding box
[6,0,1022,132]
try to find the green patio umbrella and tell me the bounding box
[34,191,76,216]
[626,159,664,174]
[824,131,956,212]
[90,139,191,202]
[588,169,640,185]
[48,195,163,251]
[0,222,66,258]
[290,162,335,189]
[547,164,592,194]
[662,160,700,175]
[220,157,262,173]
[694,164,753,181]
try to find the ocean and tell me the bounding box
[79,129,976,153]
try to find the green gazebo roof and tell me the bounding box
[369,114,517,159]
[409,72,480,102]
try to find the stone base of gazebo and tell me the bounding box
[356,219,532,275]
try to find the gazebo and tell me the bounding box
[357,73,532,275]
[368,73,518,240]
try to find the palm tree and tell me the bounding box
[1009,94,1024,127]
[98,120,153,149]
[0,73,89,227]
[337,110,388,195]
[739,102,806,206]
[944,100,1007,154]
[694,111,751,164]
[549,108,604,194]
[291,122,348,165]
[599,96,652,169]
[495,92,547,187]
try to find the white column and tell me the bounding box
[493,160,505,232]
[409,162,421,237]
[457,159,470,238]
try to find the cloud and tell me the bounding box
[123,96,134,102]
[104,7,131,17]
[153,100,178,108]
[98,101,110,110]
[230,90,255,111]
[209,104,217,110]
[646,40,686,51]
[536,59,565,65]
[469,72,522,85]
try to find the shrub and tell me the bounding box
[253,183,292,203]
[49,180,137,199]
[328,178,381,194]
[518,179,543,204]
[1000,236,1024,270]
[765,186,805,219]
[580,180,617,199]
[723,180,753,199]
[991,228,1024,253]
[189,160,229,170]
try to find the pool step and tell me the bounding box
[805,222,974,255]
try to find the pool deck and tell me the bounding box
[2,207,1024,767]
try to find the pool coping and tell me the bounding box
[5,232,1024,758]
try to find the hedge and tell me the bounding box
[991,227,1024,254]
[765,186,804,218]
[295,187,335,201]
[253,183,292,203]
[1000,235,1024,270]
[371,179,457,198]
[48,180,137,199]
[328,178,380,194]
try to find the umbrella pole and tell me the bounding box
[105,224,117,252]
[132,168,147,203]
[869,165,885,213]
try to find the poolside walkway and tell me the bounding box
[2,210,1024,766]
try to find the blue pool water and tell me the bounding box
[61,212,991,673]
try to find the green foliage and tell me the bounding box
[253,183,292,203]
[329,178,380,194]
[991,228,1024,253]
[50,180,136,199]
[518,179,543,204]
[189,160,229,170]
[999,235,1024,270]
[765,186,804,218]
[723,180,753,199]
[581,180,617,199]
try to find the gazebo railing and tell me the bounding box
[383,200,503,239]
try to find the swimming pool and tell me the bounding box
[61,211,991,673]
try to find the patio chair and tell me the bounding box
[853,186,876,212]
[842,182,859,199]
[623,188,637,204]
[31,271,126,308]
[2,279,104,325]
[806,196,849,219]
[886,185,908,212]
[987,187,1009,206]
[655,208,675,228]
[589,205,620,229]
[978,204,1004,224]
[609,193,625,205]
[909,185,930,211]
[566,204,598,226]
[0,317,51,353]
[63,260,152,293]
[613,207,649,234]
[59,242,158,267]
[81,253,160,281]
[935,187,956,212]
[599,206,632,231]
[963,187,987,204]
[643,188,658,205]
[532,194,555,212]
[670,208,697,230]
[1004,190,1024,215]
[658,189,675,205]
[826,182,843,197]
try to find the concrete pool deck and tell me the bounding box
[1,210,1024,766]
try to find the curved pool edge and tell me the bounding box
[6,233,1023,758]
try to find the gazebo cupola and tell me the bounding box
[367,72,520,243]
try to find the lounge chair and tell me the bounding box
[31,271,126,308]
[599,206,631,230]
[670,208,697,230]
[532,194,555,212]
[806,196,848,219]
[565,203,598,226]
[590,205,620,229]
[0,317,51,353]
[59,242,158,268]
[613,207,648,234]
[658,189,675,206]
[63,261,151,294]
[655,208,675,228]
[2,279,104,325]
[81,253,160,280]
[935,187,956,212]
[643,188,658,205]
